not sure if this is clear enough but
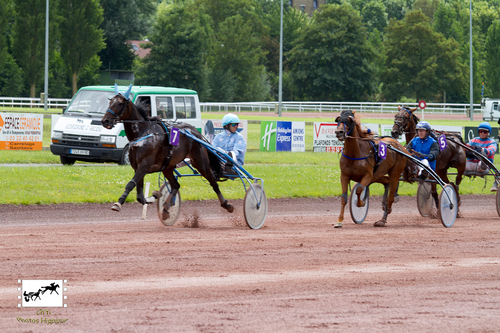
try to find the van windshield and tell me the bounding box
[66,90,115,115]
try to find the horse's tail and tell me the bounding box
[402,159,418,184]
[185,126,223,179]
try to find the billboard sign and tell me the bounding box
[261,121,305,152]
[0,113,43,150]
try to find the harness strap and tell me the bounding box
[341,150,369,160]
[129,133,153,146]
[106,109,117,116]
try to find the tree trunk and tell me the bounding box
[72,72,78,96]
[30,83,36,98]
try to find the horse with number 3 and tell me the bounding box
[335,109,418,227]
[100,84,235,220]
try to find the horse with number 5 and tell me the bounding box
[335,109,418,227]
[100,84,234,219]
[391,105,466,208]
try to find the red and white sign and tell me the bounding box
[313,122,342,153]
[0,113,43,150]
[419,100,427,109]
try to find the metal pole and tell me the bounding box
[469,0,473,121]
[278,0,283,117]
[44,0,49,110]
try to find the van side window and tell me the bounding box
[175,96,197,119]
[494,104,498,111]
[156,97,173,119]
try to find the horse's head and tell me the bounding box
[335,109,356,141]
[391,105,416,139]
[101,84,133,129]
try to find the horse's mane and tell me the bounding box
[411,113,420,125]
[135,100,151,120]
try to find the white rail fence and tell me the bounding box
[201,101,482,115]
[0,97,482,115]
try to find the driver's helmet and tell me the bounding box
[416,121,432,132]
[222,113,240,127]
[478,122,492,133]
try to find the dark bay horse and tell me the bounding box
[335,110,418,227]
[391,105,466,207]
[101,84,233,219]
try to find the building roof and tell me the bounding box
[126,40,151,58]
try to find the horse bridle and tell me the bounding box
[393,108,413,136]
[106,94,130,124]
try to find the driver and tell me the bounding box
[212,113,247,175]
[466,122,498,191]
[406,121,439,181]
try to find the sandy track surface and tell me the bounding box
[1,195,500,332]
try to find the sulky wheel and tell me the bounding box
[157,183,181,226]
[243,184,267,230]
[496,189,500,218]
[417,182,433,217]
[349,182,370,224]
[438,184,457,228]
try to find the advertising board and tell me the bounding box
[0,113,43,150]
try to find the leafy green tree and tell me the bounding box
[98,0,156,70]
[289,4,376,101]
[0,53,24,96]
[12,0,58,97]
[0,0,12,70]
[382,10,467,102]
[210,14,269,101]
[59,0,104,95]
[361,1,388,33]
[485,20,500,98]
[412,0,440,21]
[135,3,211,98]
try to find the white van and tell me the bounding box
[482,98,500,121]
[50,85,203,165]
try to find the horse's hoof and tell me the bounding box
[152,190,162,199]
[394,195,400,203]
[374,220,386,227]
[334,222,343,228]
[226,204,234,213]
[111,202,122,212]
[162,209,170,220]
[356,200,365,208]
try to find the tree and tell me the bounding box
[382,10,467,102]
[485,20,500,98]
[210,14,269,101]
[135,2,211,98]
[98,0,155,70]
[0,0,11,70]
[288,4,376,101]
[361,1,388,33]
[12,0,58,97]
[59,0,105,95]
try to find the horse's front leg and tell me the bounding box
[136,177,146,205]
[356,174,374,208]
[111,169,148,212]
[335,174,350,228]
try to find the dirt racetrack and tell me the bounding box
[1,195,500,332]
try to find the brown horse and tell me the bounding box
[335,109,418,227]
[100,84,233,219]
[391,105,466,207]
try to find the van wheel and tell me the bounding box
[60,156,76,165]
[118,145,130,165]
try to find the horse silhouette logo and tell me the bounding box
[19,279,66,307]
[23,289,42,302]
[41,282,60,295]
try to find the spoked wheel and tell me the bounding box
[496,189,500,218]
[243,184,267,230]
[417,182,433,217]
[349,183,369,224]
[157,183,181,226]
[438,184,457,228]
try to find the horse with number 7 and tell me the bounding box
[100,84,234,219]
